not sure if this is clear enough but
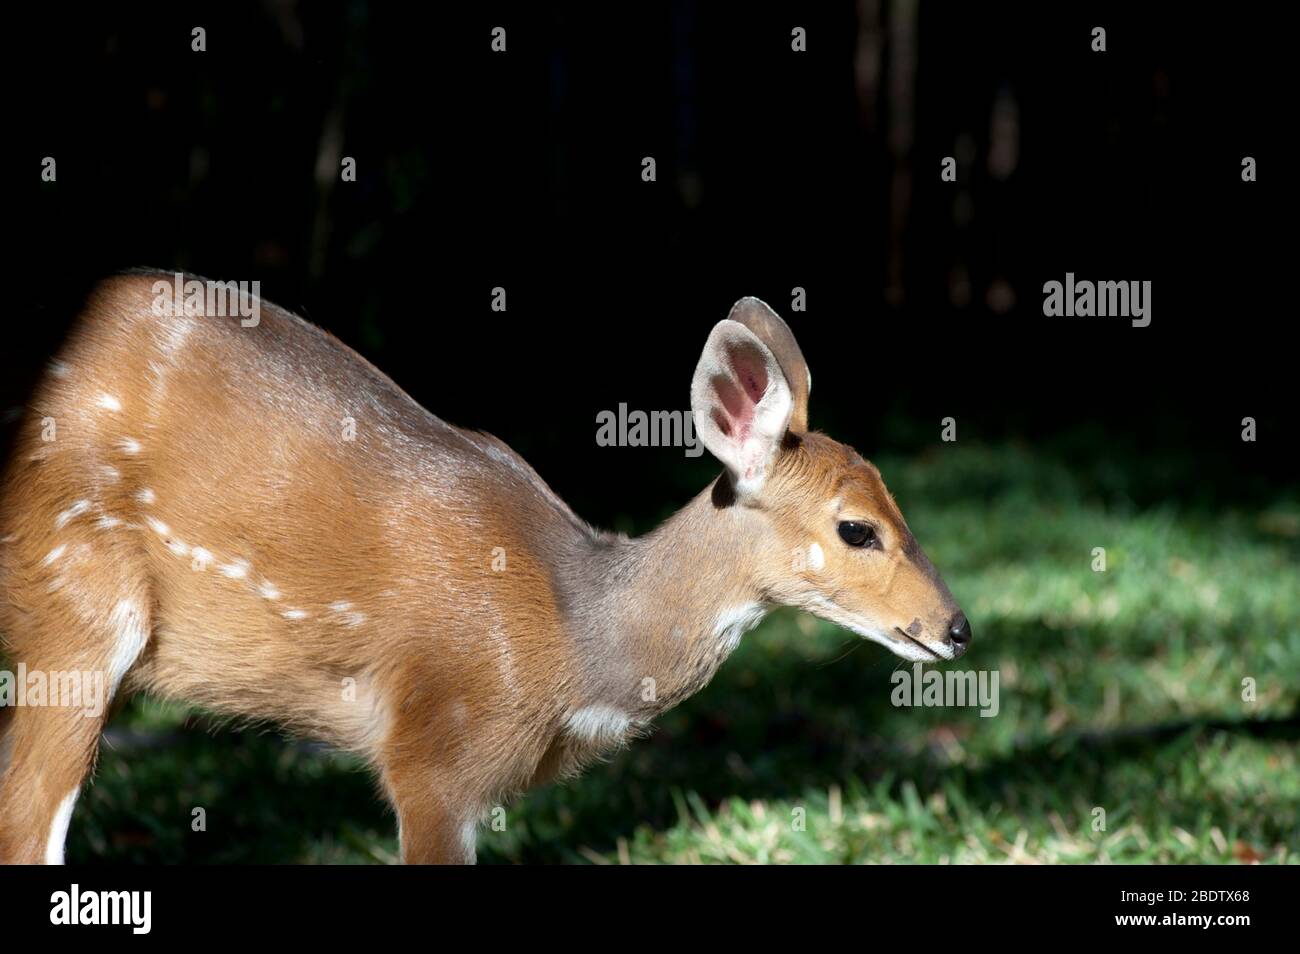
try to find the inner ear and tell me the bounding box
[709,343,772,443]
[690,319,794,498]
[727,344,770,405]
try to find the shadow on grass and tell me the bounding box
[69,611,1298,863]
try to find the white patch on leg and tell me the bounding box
[106,599,150,696]
[44,788,80,865]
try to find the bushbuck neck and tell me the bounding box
[574,480,770,719]
[0,275,969,864]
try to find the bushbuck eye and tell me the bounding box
[837,521,876,548]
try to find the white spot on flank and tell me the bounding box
[565,705,632,744]
[166,538,189,557]
[191,546,213,568]
[329,601,366,627]
[282,608,309,621]
[135,488,156,505]
[44,789,80,865]
[219,559,249,579]
[159,314,195,356]
[486,623,518,696]
[259,581,281,601]
[100,465,120,481]
[117,437,141,455]
[54,500,91,529]
[713,602,769,654]
[808,542,825,571]
[95,515,122,530]
[145,516,171,538]
[48,360,70,379]
[96,393,121,412]
[106,598,149,696]
[42,544,67,566]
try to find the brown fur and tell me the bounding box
[0,276,965,863]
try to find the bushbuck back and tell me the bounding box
[0,273,969,863]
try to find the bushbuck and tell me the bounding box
[0,273,970,863]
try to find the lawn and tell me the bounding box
[50,440,1300,863]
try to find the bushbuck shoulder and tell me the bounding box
[0,273,969,863]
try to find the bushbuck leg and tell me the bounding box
[0,579,150,863]
[0,274,970,864]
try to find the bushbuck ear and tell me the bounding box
[690,319,794,499]
[725,297,810,433]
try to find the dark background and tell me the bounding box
[7,0,1291,526]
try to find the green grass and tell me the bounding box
[51,442,1300,863]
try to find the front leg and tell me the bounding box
[381,760,478,864]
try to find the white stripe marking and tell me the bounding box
[106,598,150,695]
[44,789,80,865]
[219,559,249,579]
[54,500,91,529]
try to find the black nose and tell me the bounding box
[948,613,972,647]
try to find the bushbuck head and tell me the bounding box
[690,297,971,662]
